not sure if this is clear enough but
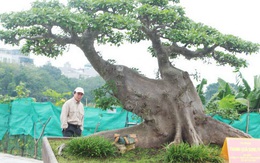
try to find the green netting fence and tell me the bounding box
[0,98,141,159]
[0,98,142,140]
[213,112,260,138]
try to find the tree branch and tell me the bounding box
[166,43,218,59]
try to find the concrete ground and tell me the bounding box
[0,153,43,163]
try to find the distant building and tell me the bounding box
[0,48,34,65]
[59,62,99,79]
[0,48,98,79]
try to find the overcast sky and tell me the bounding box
[0,0,259,87]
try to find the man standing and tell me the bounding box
[60,87,85,137]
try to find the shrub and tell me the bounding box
[164,143,224,163]
[65,136,117,158]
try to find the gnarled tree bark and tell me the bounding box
[76,34,250,148]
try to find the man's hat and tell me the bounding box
[74,87,84,94]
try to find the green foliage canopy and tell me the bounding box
[0,0,259,70]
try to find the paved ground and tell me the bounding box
[0,153,43,163]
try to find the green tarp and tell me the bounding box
[0,98,141,140]
[9,98,34,136]
[31,102,62,138]
[0,104,10,140]
[213,113,260,138]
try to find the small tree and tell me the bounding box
[42,89,71,106]
[0,82,30,103]
[15,82,30,98]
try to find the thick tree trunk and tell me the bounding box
[90,63,250,148]
[78,38,250,148]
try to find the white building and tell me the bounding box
[0,48,98,79]
[59,62,99,79]
[0,48,33,65]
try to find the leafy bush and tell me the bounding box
[206,95,243,120]
[164,143,224,163]
[65,136,117,158]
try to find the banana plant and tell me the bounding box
[247,75,260,110]
[236,73,260,111]
[205,79,245,120]
[196,78,207,105]
[235,72,251,99]
[205,74,260,120]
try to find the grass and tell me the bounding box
[49,139,224,163]
[50,139,166,163]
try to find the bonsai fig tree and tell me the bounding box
[0,0,259,148]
